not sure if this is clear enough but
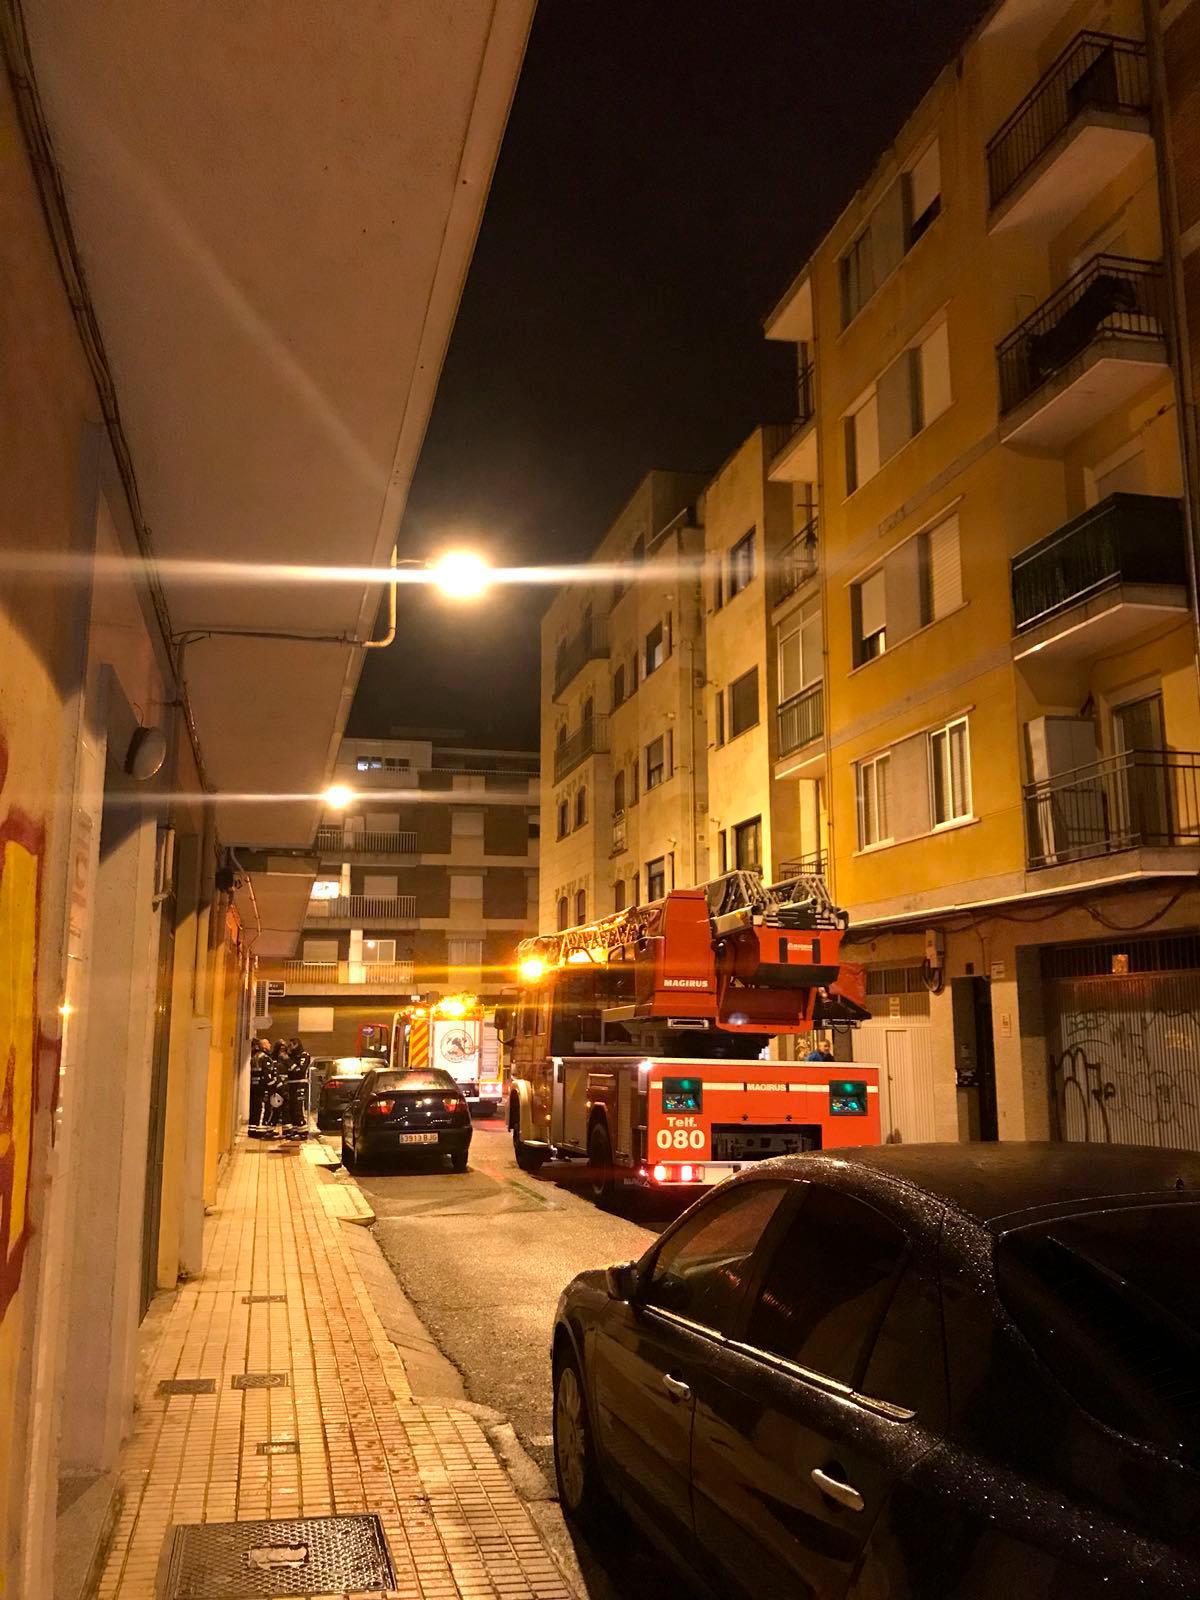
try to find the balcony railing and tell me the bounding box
[777,681,823,757]
[1011,493,1186,634]
[282,960,338,983]
[997,255,1166,416]
[777,851,827,880]
[281,959,416,986]
[1024,749,1200,869]
[773,517,818,606]
[305,894,418,922]
[316,826,418,855]
[554,615,610,697]
[987,33,1149,211]
[795,357,815,429]
[554,716,609,784]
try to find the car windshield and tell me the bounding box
[996,1201,1200,1464]
[372,1070,458,1092]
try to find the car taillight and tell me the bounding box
[443,1096,464,1112]
[367,1098,394,1116]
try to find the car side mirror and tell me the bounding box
[605,1261,639,1302]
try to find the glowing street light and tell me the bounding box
[429,549,491,601]
[323,783,355,809]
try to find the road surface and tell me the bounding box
[354,1117,701,1599]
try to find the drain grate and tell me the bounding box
[242,1294,286,1305]
[165,1515,394,1598]
[255,1440,299,1456]
[231,1373,288,1390]
[157,1379,216,1397]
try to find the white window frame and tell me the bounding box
[856,753,893,850]
[928,717,972,829]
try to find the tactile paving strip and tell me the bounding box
[164,1515,394,1599]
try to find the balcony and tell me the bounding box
[776,850,827,881]
[305,894,418,926]
[987,33,1150,232]
[554,615,609,698]
[773,517,818,607]
[768,359,817,483]
[775,682,824,775]
[1011,494,1187,661]
[280,959,417,990]
[316,826,418,856]
[554,716,609,784]
[1025,749,1200,869]
[997,256,1168,449]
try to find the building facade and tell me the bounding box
[265,736,539,1050]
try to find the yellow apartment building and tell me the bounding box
[766,0,1200,1150]
[539,471,707,930]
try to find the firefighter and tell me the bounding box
[283,1037,311,1137]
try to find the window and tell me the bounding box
[929,718,971,826]
[556,800,569,840]
[612,770,625,815]
[582,695,594,727]
[733,816,762,872]
[614,879,626,912]
[646,856,666,900]
[717,830,728,875]
[712,558,724,612]
[556,723,567,748]
[857,753,891,848]
[728,668,760,740]
[310,880,340,901]
[646,734,671,790]
[575,888,587,925]
[645,621,667,676]
[574,787,588,828]
[556,896,569,932]
[448,937,483,970]
[916,320,951,428]
[645,1181,791,1335]
[528,818,540,839]
[919,511,962,624]
[361,937,396,965]
[858,1264,945,1415]
[905,139,941,246]
[628,755,639,807]
[302,938,338,961]
[727,530,756,598]
[845,391,880,494]
[356,758,370,771]
[612,662,626,709]
[779,600,822,701]
[840,228,875,327]
[853,569,887,664]
[745,1185,908,1386]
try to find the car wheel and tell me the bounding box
[553,1350,607,1525]
[450,1149,469,1173]
[587,1121,616,1208]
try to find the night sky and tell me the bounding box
[351,0,977,750]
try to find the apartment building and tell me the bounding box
[268,736,539,1050]
[765,0,1200,1150]
[540,471,707,930]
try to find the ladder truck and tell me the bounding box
[498,870,876,1206]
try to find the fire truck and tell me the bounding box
[499,871,876,1205]
[389,996,505,1112]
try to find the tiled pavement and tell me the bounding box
[96,1137,573,1600]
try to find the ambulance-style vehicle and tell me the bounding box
[389,995,505,1112]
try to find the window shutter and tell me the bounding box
[908,141,940,228]
[855,392,880,484]
[919,320,952,425]
[928,513,962,619]
[872,179,907,280]
[800,602,823,687]
[859,569,887,641]
[778,627,802,701]
[877,354,915,462]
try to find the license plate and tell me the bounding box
[396,1132,438,1145]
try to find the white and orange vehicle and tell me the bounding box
[390,995,505,1112]
[498,871,877,1204]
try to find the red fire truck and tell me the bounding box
[500,871,876,1204]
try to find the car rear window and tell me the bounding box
[372,1070,457,1092]
[995,1202,1200,1463]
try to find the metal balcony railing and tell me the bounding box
[316,826,418,855]
[554,716,609,784]
[281,959,415,986]
[986,32,1150,210]
[1024,749,1200,868]
[777,850,827,880]
[554,614,610,697]
[795,357,815,429]
[777,681,823,757]
[305,894,418,922]
[282,960,338,983]
[773,517,818,606]
[997,255,1166,415]
[1011,493,1185,633]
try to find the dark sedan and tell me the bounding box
[315,1057,375,1129]
[340,1067,471,1172]
[551,1142,1200,1600]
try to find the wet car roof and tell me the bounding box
[764,1142,1200,1226]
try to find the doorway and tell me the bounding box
[969,978,999,1141]
[1113,692,1170,846]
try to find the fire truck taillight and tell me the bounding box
[680,1164,694,1183]
[652,1163,668,1183]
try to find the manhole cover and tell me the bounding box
[242,1294,286,1305]
[165,1516,394,1598]
[231,1373,288,1389]
[157,1379,216,1397]
[255,1440,299,1456]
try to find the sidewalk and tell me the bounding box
[96,1136,573,1600]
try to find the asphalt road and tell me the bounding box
[353,1118,702,1599]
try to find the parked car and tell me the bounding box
[340,1067,471,1172]
[315,1057,374,1129]
[552,1143,1200,1599]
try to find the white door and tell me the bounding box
[877,1027,938,1143]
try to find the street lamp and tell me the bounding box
[429,549,491,601]
[323,783,354,809]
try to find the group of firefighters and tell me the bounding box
[248,1036,313,1138]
